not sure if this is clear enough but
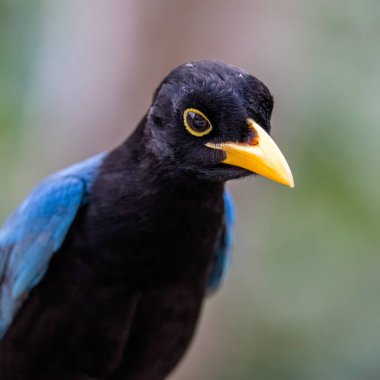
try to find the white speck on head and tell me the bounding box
[182,86,194,93]
[185,63,194,68]
[238,73,243,78]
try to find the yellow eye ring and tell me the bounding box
[183,108,213,137]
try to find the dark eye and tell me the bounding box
[183,108,213,137]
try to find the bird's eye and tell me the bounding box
[183,108,213,137]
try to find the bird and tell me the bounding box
[0,60,293,380]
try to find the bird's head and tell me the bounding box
[145,60,294,187]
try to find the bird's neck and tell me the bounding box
[100,115,224,202]
[82,118,225,287]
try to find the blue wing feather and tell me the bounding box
[0,152,106,338]
[207,190,236,294]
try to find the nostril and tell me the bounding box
[248,126,259,146]
[249,134,259,146]
[246,121,259,146]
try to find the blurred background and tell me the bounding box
[1,0,380,379]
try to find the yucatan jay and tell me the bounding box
[0,60,293,380]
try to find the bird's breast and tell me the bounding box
[76,186,225,291]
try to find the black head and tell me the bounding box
[144,60,293,186]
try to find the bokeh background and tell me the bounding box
[1,1,380,379]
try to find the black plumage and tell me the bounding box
[0,60,284,379]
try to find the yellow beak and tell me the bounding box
[206,118,294,187]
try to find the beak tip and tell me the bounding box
[287,174,295,188]
[278,168,294,188]
[286,173,295,188]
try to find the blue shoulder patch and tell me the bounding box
[0,152,106,338]
[207,190,236,294]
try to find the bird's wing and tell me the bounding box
[0,152,106,338]
[207,190,235,294]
